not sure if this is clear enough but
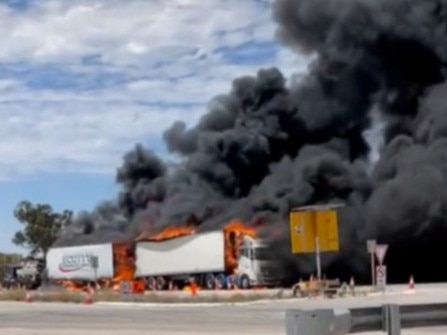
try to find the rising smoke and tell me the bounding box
[56,0,447,282]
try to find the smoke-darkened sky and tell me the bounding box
[56,0,447,278]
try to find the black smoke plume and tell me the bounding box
[56,0,447,283]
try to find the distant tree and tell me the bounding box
[12,201,73,255]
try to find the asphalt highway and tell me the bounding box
[1,284,447,334]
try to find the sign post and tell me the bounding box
[90,256,99,283]
[367,240,377,289]
[374,244,388,293]
[376,265,387,292]
[120,281,132,301]
[289,204,343,283]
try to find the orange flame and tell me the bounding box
[112,243,135,282]
[223,219,257,237]
[135,225,196,242]
[58,242,145,294]
[60,280,85,292]
[223,219,257,273]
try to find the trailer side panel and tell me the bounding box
[46,243,113,280]
[135,231,225,277]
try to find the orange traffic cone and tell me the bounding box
[24,292,32,303]
[349,276,356,295]
[408,275,415,290]
[190,282,198,296]
[83,292,93,305]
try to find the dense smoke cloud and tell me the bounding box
[56,0,447,281]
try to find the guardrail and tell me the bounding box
[285,303,447,335]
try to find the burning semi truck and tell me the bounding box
[134,220,283,290]
[46,220,283,291]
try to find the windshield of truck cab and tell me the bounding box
[253,247,272,260]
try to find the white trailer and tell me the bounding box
[135,231,225,277]
[46,243,113,281]
[135,230,282,290]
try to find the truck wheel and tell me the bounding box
[240,275,250,289]
[225,275,234,290]
[146,277,156,291]
[205,274,215,290]
[216,274,226,289]
[156,276,166,290]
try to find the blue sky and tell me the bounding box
[0,0,309,254]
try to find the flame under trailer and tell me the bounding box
[134,224,282,290]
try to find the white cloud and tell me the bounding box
[0,103,204,180]
[0,0,311,179]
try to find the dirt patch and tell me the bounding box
[0,288,290,304]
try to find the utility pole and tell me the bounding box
[367,240,376,289]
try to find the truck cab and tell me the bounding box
[235,235,282,288]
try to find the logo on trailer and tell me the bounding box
[58,253,96,272]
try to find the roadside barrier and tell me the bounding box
[285,302,447,335]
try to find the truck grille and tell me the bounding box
[259,265,282,285]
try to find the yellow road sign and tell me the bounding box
[289,208,339,254]
[315,209,339,252]
[289,210,315,253]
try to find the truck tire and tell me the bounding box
[240,275,250,289]
[205,274,215,290]
[225,275,234,290]
[216,274,226,289]
[146,277,156,291]
[155,276,166,290]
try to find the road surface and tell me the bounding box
[2,284,447,334]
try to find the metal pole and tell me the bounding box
[383,304,401,335]
[311,210,322,283]
[371,251,376,289]
[315,236,322,282]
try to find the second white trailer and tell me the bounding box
[135,231,225,277]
